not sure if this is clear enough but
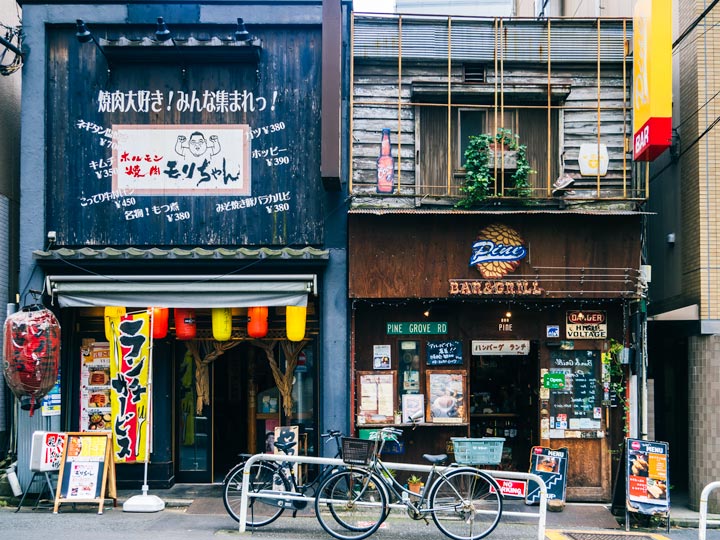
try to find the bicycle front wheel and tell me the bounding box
[429,468,503,540]
[315,469,388,540]
[223,461,288,527]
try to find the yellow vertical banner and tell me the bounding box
[110,311,150,463]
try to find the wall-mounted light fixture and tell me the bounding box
[234,18,251,43]
[155,17,174,44]
[75,19,109,63]
[667,233,676,245]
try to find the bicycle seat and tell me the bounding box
[423,453,449,464]
[275,441,297,454]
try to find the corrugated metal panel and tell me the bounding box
[354,16,630,64]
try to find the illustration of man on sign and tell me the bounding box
[175,131,221,161]
[174,131,222,186]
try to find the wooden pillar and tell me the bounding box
[247,350,257,454]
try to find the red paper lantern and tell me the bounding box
[247,306,268,338]
[2,306,61,415]
[174,308,196,340]
[150,307,169,339]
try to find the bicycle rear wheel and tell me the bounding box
[428,468,503,540]
[315,469,387,540]
[223,461,289,527]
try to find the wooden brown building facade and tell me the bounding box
[348,14,644,502]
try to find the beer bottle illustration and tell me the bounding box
[376,128,395,193]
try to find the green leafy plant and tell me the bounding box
[606,338,630,443]
[456,128,533,208]
[407,474,422,484]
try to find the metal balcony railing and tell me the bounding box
[350,13,644,206]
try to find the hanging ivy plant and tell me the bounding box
[456,128,533,208]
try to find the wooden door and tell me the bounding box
[540,344,611,502]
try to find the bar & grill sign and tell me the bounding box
[566,310,607,339]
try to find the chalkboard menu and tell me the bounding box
[548,350,601,432]
[426,341,463,366]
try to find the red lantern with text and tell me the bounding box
[286,306,307,342]
[150,307,169,339]
[247,306,269,338]
[2,306,61,415]
[174,308,196,340]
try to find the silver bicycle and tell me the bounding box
[314,426,503,540]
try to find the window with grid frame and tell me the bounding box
[415,105,558,199]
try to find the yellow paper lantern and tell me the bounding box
[212,307,233,341]
[104,306,126,341]
[286,305,307,342]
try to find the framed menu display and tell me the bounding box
[357,371,397,425]
[79,342,112,432]
[427,370,467,424]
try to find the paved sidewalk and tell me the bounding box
[112,483,720,530]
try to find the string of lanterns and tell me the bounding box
[103,305,307,342]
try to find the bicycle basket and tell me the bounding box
[451,437,505,465]
[341,437,375,466]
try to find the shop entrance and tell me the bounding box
[175,340,316,483]
[469,345,539,472]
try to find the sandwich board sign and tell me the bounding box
[54,432,117,514]
[526,446,568,505]
[625,438,670,532]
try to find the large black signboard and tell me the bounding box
[47,25,324,247]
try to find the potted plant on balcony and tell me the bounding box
[456,128,533,208]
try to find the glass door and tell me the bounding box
[176,345,212,482]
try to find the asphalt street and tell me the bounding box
[2,501,719,540]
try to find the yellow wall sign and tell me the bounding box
[633,0,672,161]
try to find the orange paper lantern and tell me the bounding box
[247,306,269,338]
[286,306,307,342]
[150,307,169,339]
[212,308,233,341]
[174,308,196,340]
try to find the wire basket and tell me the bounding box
[451,437,505,465]
[341,437,375,466]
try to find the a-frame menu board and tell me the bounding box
[53,432,117,514]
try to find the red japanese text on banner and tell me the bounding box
[110,311,150,463]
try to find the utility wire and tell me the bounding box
[673,0,720,49]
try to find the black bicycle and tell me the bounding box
[222,429,346,527]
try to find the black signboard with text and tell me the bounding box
[426,340,463,366]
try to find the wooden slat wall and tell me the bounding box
[351,61,631,201]
[348,213,641,299]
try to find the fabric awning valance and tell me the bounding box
[45,274,316,308]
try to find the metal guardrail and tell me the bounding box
[698,481,720,540]
[237,452,548,540]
